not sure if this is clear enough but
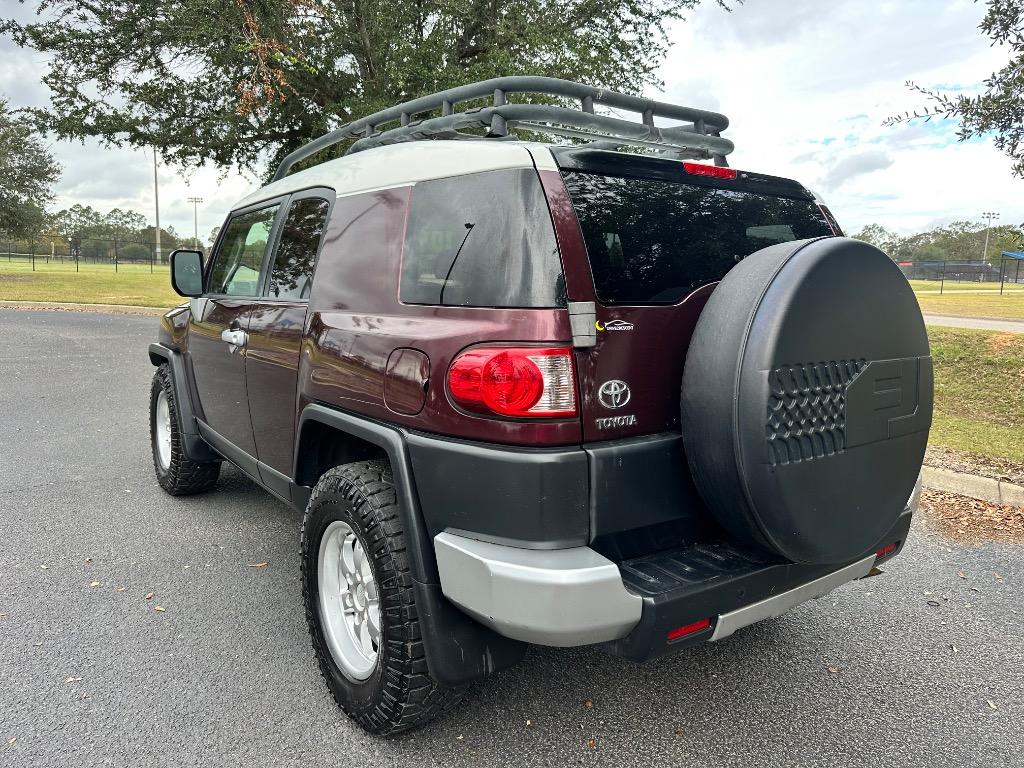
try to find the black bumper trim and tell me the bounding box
[405,431,590,548]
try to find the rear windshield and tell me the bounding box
[562,171,833,305]
[400,168,566,308]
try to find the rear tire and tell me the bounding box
[300,461,464,735]
[150,364,220,495]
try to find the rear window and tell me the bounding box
[267,196,330,300]
[400,169,566,308]
[562,171,833,305]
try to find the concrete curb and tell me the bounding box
[0,300,168,316]
[922,466,1024,507]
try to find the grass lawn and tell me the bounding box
[909,279,1024,293]
[0,259,179,308]
[914,290,1024,321]
[928,326,1024,462]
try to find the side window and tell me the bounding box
[399,168,566,308]
[267,197,331,300]
[207,205,279,296]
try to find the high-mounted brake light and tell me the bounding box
[448,346,577,418]
[667,618,712,642]
[682,162,738,180]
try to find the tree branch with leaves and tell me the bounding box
[2,0,733,181]
[886,0,1024,177]
[0,97,60,239]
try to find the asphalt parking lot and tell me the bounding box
[2,309,1022,767]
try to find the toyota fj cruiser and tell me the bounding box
[149,77,931,735]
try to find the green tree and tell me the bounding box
[101,208,148,242]
[51,204,102,259]
[0,96,61,238]
[2,0,731,180]
[139,226,181,262]
[929,221,986,263]
[117,242,152,262]
[851,223,901,253]
[887,0,1023,177]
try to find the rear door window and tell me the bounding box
[400,168,566,308]
[207,205,280,296]
[267,197,331,300]
[562,172,833,305]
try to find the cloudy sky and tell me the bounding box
[1,0,1020,239]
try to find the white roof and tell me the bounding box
[233,140,553,210]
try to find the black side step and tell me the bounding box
[604,512,912,662]
[619,542,778,598]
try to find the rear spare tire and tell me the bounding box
[681,237,932,565]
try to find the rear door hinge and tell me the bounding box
[568,301,597,349]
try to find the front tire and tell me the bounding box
[300,461,463,735]
[150,364,220,495]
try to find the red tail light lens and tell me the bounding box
[682,162,738,180]
[667,618,712,642]
[448,346,577,418]
[876,542,898,560]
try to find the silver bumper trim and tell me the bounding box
[710,554,876,641]
[434,532,642,646]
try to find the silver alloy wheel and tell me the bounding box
[155,389,172,471]
[317,520,381,680]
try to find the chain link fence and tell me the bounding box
[897,258,1024,294]
[0,237,203,272]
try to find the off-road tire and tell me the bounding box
[300,461,464,735]
[150,364,220,495]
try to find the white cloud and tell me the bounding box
[42,141,258,243]
[820,150,895,191]
[654,0,1023,234]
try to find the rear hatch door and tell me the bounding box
[546,149,837,443]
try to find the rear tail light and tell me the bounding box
[448,346,577,418]
[667,617,712,642]
[682,162,738,180]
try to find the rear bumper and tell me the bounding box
[709,555,874,641]
[435,503,915,659]
[434,532,642,646]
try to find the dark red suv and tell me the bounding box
[148,78,932,735]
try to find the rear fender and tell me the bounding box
[293,404,526,687]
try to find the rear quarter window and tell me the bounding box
[400,168,566,308]
[562,172,833,305]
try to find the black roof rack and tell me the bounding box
[271,76,733,182]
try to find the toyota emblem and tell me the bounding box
[598,380,631,409]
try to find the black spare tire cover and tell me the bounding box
[681,237,932,565]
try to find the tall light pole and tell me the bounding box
[153,149,161,266]
[981,210,1000,263]
[187,197,203,247]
